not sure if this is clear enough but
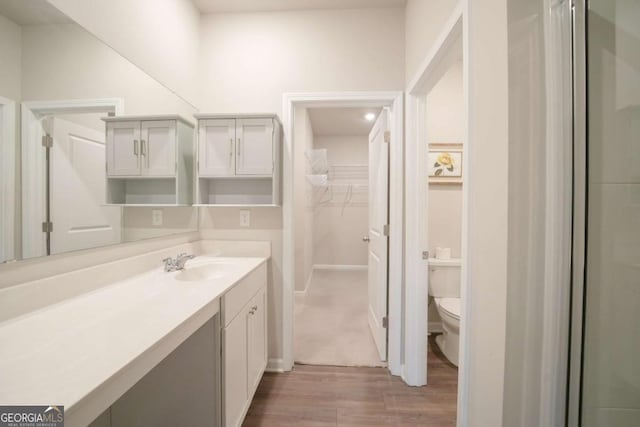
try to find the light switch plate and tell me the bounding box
[152,209,163,226]
[239,209,251,227]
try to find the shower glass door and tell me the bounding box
[579,0,640,425]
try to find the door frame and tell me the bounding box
[405,0,469,412]
[0,96,16,262]
[21,98,124,259]
[281,91,404,377]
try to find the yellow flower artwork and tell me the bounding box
[428,145,463,182]
[434,153,455,176]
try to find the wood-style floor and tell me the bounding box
[243,337,458,426]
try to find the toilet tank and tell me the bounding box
[428,258,461,298]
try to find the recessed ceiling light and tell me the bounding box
[364,113,376,121]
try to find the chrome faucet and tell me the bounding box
[163,253,196,272]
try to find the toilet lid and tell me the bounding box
[438,298,461,318]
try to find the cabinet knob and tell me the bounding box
[252,305,258,311]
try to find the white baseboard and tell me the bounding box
[294,270,314,302]
[313,264,367,271]
[265,358,285,373]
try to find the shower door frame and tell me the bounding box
[567,0,588,425]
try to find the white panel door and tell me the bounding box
[367,110,390,361]
[199,119,236,176]
[247,288,267,394]
[236,118,274,175]
[106,121,140,176]
[141,120,176,177]
[50,118,122,255]
[223,311,248,427]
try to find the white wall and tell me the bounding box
[123,208,198,242]
[312,135,368,267]
[405,0,459,84]
[46,0,201,107]
[198,8,405,113]
[427,61,463,258]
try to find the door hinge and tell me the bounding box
[422,251,429,260]
[384,130,391,144]
[382,316,388,328]
[42,134,53,148]
[42,222,53,233]
[383,224,390,236]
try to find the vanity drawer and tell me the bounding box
[222,262,266,327]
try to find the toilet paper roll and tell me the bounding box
[435,247,451,259]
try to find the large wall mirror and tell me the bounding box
[0,0,199,263]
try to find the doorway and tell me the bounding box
[406,11,464,390]
[282,92,404,375]
[293,106,387,367]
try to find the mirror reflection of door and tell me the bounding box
[48,115,122,255]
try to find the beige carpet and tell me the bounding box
[294,269,386,367]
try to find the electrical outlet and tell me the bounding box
[239,209,251,227]
[152,209,163,226]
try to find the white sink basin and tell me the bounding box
[174,261,234,282]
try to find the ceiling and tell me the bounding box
[308,107,382,137]
[0,0,72,25]
[192,0,406,14]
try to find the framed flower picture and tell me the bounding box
[428,144,463,184]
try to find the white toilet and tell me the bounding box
[428,257,461,366]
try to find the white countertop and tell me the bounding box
[0,255,267,426]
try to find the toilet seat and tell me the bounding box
[436,297,461,319]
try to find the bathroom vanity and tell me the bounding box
[0,241,269,427]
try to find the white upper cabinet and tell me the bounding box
[236,118,274,176]
[106,121,141,176]
[141,120,176,177]
[198,118,236,176]
[195,114,282,206]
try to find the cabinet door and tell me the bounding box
[106,121,140,176]
[140,120,176,177]
[199,119,236,177]
[223,311,248,427]
[247,287,267,394]
[236,119,274,175]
